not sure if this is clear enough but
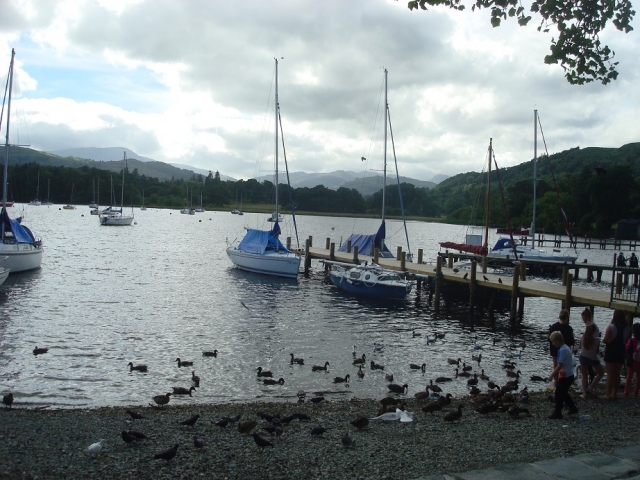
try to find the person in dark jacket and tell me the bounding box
[617,252,627,267]
[629,253,638,269]
[549,309,575,372]
[603,309,630,400]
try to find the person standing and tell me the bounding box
[629,253,638,269]
[617,252,627,268]
[602,309,630,400]
[549,309,575,370]
[548,331,578,419]
[579,310,603,398]
[623,323,640,396]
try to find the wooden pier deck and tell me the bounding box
[305,243,640,321]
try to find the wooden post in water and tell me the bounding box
[397,246,402,261]
[346,240,352,254]
[469,260,477,319]
[434,256,443,312]
[329,242,335,261]
[417,249,423,264]
[564,273,573,312]
[520,261,527,281]
[447,252,453,269]
[616,273,623,295]
[562,265,569,286]
[510,268,520,326]
[374,248,380,264]
[400,252,406,271]
[304,238,311,274]
[287,237,291,249]
[325,237,330,250]
[353,246,359,264]
[308,236,313,247]
[482,255,488,274]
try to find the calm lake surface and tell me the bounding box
[0,205,621,408]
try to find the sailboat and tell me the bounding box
[89,179,98,209]
[0,49,43,273]
[231,190,240,214]
[140,188,147,211]
[237,194,243,216]
[99,152,134,226]
[28,172,41,205]
[195,189,204,212]
[327,69,412,300]
[90,178,100,214]
[42,179,52,206]
[180,186,191,214]
[226,58,301,279]
[63,183,76,209]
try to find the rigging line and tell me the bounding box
[386,107,411,259]
[0,64,9,135]
[491,149,519,261]
[537,114,576,251]
[277,105,299,249]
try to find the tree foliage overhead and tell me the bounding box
[406,0,635,85]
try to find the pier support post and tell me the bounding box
[374,248,379,264]
[308,236,313,247]
[346,240,352,254]
[447,253,454,269]
[563,273,573,312]
[417,249,423,264]
[287,237,291,249]
[469,260,477,319]
[482,255,488,274]
[330,242,335,261]
[434,256,443,312]
[401,252,406,271]
[562,265,569,286]
[517,295,525,320]
[616,273,623,295]
[397,246,402,261]
[510,268,520,326]
[325,237,330,250]
[353,246,359,264]
[587,268,593,282]
[520,261,527,281]
[304,238,311,274]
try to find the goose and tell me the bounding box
[447,357,461,366]
[263,377,285,385]
[506,369,521,379]
[312,361,330,372]
[410,363,426,373]
[370,360,385,370]
[414,386,430,400]
[33,346,49,355]
[487,381,500,390]
[3,393,14,408]
[455,368,470,378]
[421,401,443,415]
[191,371,200,387]
[357,365,365,378]
[443,404,463,422]
[467,373,478,386]
[469,386,481,395]
[152,393,171,406]
[127,362,148,372]
[175,358,193,368]
[438,393,453,406]
[530,375,547,382]
[387,383,408,394]
[333,374,350,383]
[503,362,516,370]
[172,386,196,396]
[435,332,445,339]
[472,353,482,364]
[202,350,218,357]
[479,369,490,381]
[290,353,304,365]
[429,380,442,393]
[412,330,422,337]
[435,376,452,383]
[350,417,369,430]
[256,367,273,377]
[461,362,473,372]
[385,373,394,382]
[353,354,366,366]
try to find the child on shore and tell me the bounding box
[548,331,578,419]
[623,323,640,396]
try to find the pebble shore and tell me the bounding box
[2,391,640,480]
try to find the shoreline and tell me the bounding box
[2,391,639,479]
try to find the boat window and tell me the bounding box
[349,271,361,279]
[364,274,371,280]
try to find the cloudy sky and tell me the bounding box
[1,0,638,182]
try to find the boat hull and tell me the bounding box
[227,247,300,279]
[99,214,134,226]
[0,243,43,273]
[328,267,411,300]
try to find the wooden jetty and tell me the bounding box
[518,233,638,251]
[302,237,640,325]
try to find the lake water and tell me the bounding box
[0,204,621,408]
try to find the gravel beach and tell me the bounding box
[2,390,640,480]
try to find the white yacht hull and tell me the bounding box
[226,247,300,279]
[0,243,43,273]
[100,214,134,226]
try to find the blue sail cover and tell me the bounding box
[1,208,37,244]
[237,223,291,254]
[492,237,519,251]
[338,221,391,257]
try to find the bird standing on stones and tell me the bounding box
[311,426,327,436]
[121,431,137,444]
[33,347,48,355]
[447,358,461,366]
[180,414,200,427]
[252,432,273,448]
[85,439,105,455]
[256,367,273,377]
[429,380,442,393]
[3,393,14,408]
[126,409,144,420]
[175,358,193,368]
[443,405,463,422]
[172,386,196,396]
[154,444,179,463]
[202,350,218,357]
[152,393,171,407]
[214,418,229,428]
[342,432,356,447]
[127,362,148,372]
[191,371,200,387]
[350,417,369,430]
[453,268,460,273]
[498,278,503,284]
[312,361,330,372]
[238,420,258,434]
[290,353,304,365]
[193,436,205,449]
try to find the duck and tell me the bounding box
[127,362,148,372]
[353,354,366,365]
[152,393,171,406]
[461,362,473,372]
[256,367,273,377]
[530,375,547,382]
[467,373,478,386]
[421,401,443,415]
[492,338,501,345]
[263,377,285,385]
[435,332,446,339]
[476,402,498,415]
[438,393,453,406]
[33,346,49,355]
[455,368,470,378]
[333,374,350,383]
[487,381,500,390]
[506,369,521,379]
[519,386,530,403]
[357,365,365,378]
[479,369,490,381]
[202,350,218,357]
[387,383,408,394]
[447,357,461,366]
[172,386,196,396]
[290,353,304,365]
[429,380,442,393]
[410,363,426,373]
[443,404,463,422]
[385,373,394,382]
[312,361,330,372]
[350,416,369,430]
[309,396,325,404]
[435,376,452,383]
[175,358,193,367]
[414,386,430,401]
[191,371,200,387]
[380,396,401,407]
[472,353,482,364]
[370,360,385,370]
[373,343,384,352]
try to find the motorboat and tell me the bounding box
[328,261,412,300]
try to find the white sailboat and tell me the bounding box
[90,178,100,214]
[140,188,147,211]
[180,186,192,214]
[0,49,43,273]
[99,152,134,226]
[42,179,52,206]
[226,58,301,279]
[28,171,41,205]
[63,183,76,209]
[195,189,204,212]
[89,179,98,209]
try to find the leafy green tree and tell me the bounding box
[406,0,635,85]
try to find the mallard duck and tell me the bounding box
[443,404,463,422]
[175,358,193,367]
[334,374,350,383]
[447,357,460,366]
[173,386,196,396]
[385,373,394,382]
[412,330,422,337]
[387,383,408,394]
[127,362,148,372]
[191,371,200,387]
[152,393,171,406]
[33,347,48,355]
[256,367,273,377]
[357,365,365,378]
[312,361,330,372]
[410,363,426,372]
[429,380,442,393]
[530,375,547,382]
[202,350,218,357]
[290,353,304,365]
[262,377,285,385]
[353,354,366,365]
[370,360,385,370]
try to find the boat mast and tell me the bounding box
[530,110,537,249]
[274,57,279,224]
[381,68,388,252]
[121,152,126,209]
[2,49,15,241]
[483,138,492,251]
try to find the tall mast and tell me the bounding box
[380,68,388,254]
[121,152,126,209]
[531,110,537,249]
[483,138,493,250]
[3,49,15,208]
[274,57,279,221]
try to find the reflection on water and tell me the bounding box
[0,205,620,408]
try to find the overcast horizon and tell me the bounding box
[1,0,638,182]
